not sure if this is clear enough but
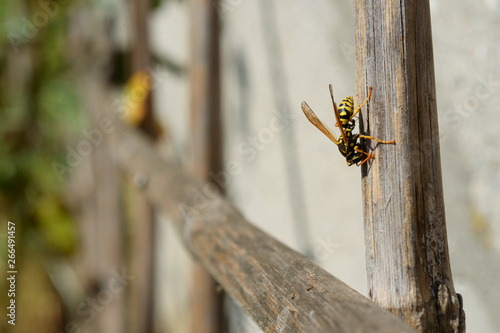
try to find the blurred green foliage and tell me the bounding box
[1,0,81,256]
[1,1,83,330]
[1,0,173,330]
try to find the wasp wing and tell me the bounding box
[301,101,338,145]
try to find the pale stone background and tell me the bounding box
[149,0,500,331]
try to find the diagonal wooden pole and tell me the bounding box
[354,1,465,332]
[110,121,417,333]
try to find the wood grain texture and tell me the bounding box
[109,123,416,333]
[353,1,463,331]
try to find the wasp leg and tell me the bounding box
[349,86,373,121]
[358,154,373,165]
[354,148,374,165]
[354,147,373,157]
[358,134,395,144]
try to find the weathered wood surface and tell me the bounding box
[354,1,464,331]
[189,0,225,332]
[109,122,415,333]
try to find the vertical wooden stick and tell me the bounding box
[354,1,464,331]
[128,0,156,332]
[189,0,225,332]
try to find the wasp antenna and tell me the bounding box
[329,84,348,144]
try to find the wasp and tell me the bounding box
[301,84,395,166]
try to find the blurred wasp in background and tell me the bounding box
[122,70,164,138]
[301,84,394,166]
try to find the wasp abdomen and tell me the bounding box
[338,97,354,128]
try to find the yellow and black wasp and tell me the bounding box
[301,84,394,166]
